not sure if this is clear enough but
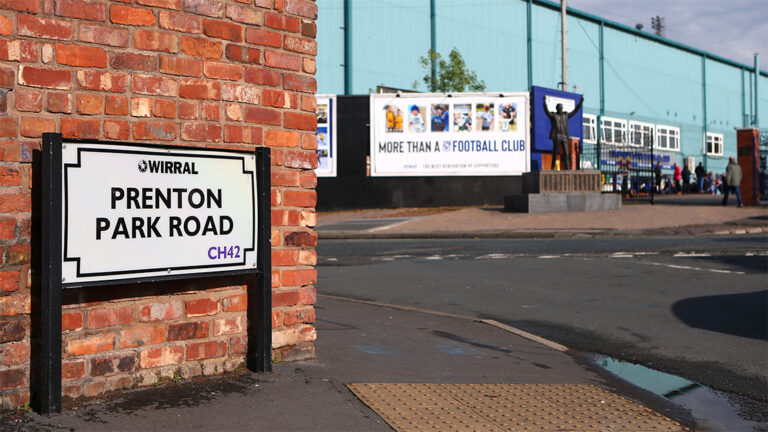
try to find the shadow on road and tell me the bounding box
[672,290,768,341]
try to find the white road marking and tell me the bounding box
[636,261,745,275]
[425,255,443,260]
[537,255,560,259]
[476,253,511,259]
[673,252,712,257]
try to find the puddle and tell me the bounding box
[595,356,768,431]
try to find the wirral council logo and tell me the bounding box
[137,160,148,172]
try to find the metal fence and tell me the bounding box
[580,143,655,202]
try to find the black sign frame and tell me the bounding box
[38,133,272,414]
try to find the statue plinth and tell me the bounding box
[504,170,621,213]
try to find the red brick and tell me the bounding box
[137,0,182,10]
[0,16,11,35]
[254,0,273,6]
[283,149,318,169]
[133,74,178,96]
[203,19,242,42]
[0,0,39,13]
[271,311,282,328]
[0,271,19,292]
[284,35,316,55]
[298,249,317,265]
[87,305,133,329]
[284,190,316,207]
[244,66,280,87]
[159,10,201,33]
[62,361,85,380]
[244,106,280,125]
[225,44,261,64]
[18,15,73,40]
[230,335,246,354]
[0,40,39,62]
[132,97,152,117]
[181,36,222,59]
[201,102,219,121]
[185,340,226,360]
[111,52,157,72]
[133,121,176,141]
[203,61,242,81]
[284,111,316,131]
[0,368,26,389]
[61,118,100,139]
[299,170,317,188]
[5,244,29,265]
[283,73,316,93]
[272,289,299,307]
[18,66,71,90]
[284,0,317,19]
[271,169,299,186]
[284,230,317,247]
[56,44,107,68]
[119,325,165,348]
[178,100,198,119]
[79,24,129,47]
[105,95,129,116]
[0,66,13,88]
[47,93,72,113]
[139,345,184,368]
[271,270,280,287]
[265,51,300,71]
[134,30,179,53]
[0,193,31,212]
[0,295,29,317]
[62,311,83,331]
[300,95,316,112]
[226,4,262,25]
[111,4,157,26]
[183,0,223,18]
[76,70,128,92]
[222,293,246,312]
[302,57,315,74]
[221,83,260,104]
[160,56,201,77]
[181,123,221,142]
[264,12,299,31]
[186,297,219,316]
[245,27,281,48]
[213,316,242,336]
[224,103,242,121]
[55,0,107,21]
[0,217,15,238]
[0,318,26,343]
[154,99,176,118]
[283,307,315,326]
[15,90,43,112]
[272,249,298,265]
[64,333,114,357]
[301,20,316,38]
[272,209,299,226]
[223,125,261,144]
[167,320,209,340]
[264,129,299,147]
[76,94,102,115]
[104,119,130,139]
[282,269,316,287]
[179,79,220,100]
[21,117,56,138]
[259,89,284,108]
[139,301,182,322]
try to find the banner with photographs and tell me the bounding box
[315,94,337,177]
[369,93,530,176]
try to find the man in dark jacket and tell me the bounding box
[695,162,706,192]
[722,156,743,207]
[654,161,663,193]
[682,163,691,193]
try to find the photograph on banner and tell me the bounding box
[408,104,427,133]
[315,94,337,177]
[453,103,472,131]
[476,103,494,132]
[370,93,530,177]
[544,95,575,113]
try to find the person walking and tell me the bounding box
[682,163,691,193]
[654,161,663,193]
[722,156,743,207]
[673,163,682,194]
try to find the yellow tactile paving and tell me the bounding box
[347,383,688,432]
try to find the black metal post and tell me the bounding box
[248,147,272,372]
[38,133,63,414]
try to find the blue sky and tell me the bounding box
[569,0,766,67]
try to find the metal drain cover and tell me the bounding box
[348,383,687,431]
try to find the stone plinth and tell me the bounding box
[505,170,621,213]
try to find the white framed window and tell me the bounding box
[628,121,654,147]
[600,117,627,145]
[705,132,723,156]
[582,114,597,143]
[656,125,680,151]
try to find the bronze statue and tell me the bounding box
[543,95,583,170]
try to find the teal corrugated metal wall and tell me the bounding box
[316,0,767,172]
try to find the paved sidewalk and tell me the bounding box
[7,296,695,431]
[318,195,768,239]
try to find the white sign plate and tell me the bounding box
[369,92,530,176]
[315,94,337,177]
[61,143,258,284]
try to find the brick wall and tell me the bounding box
[0,0,318,409]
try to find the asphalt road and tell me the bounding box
[317,234,768,401]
